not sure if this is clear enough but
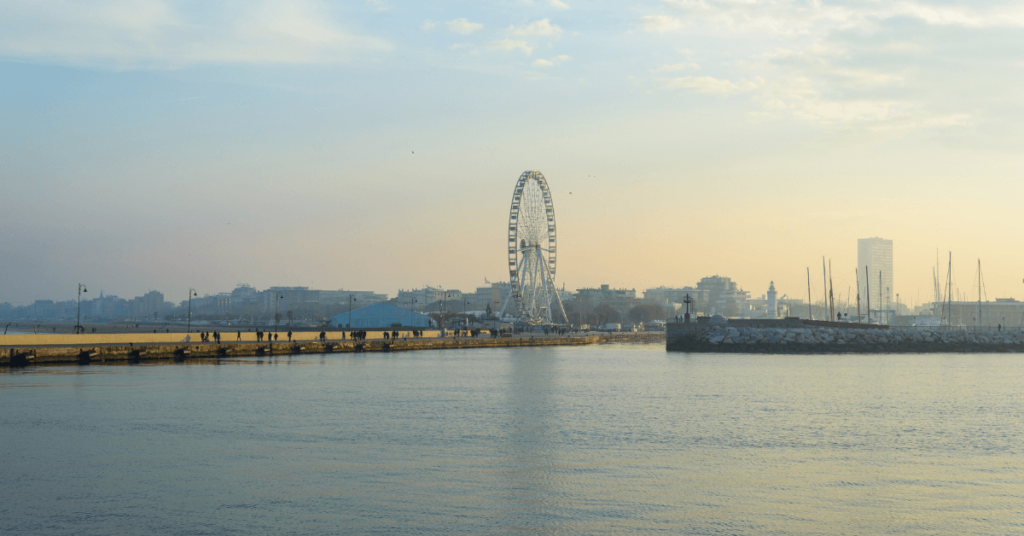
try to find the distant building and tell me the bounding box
[576,284,638,312]
[464,282,514,317]
[130,290,166,319]
[31,300,57,319]
[57,300,78,319]
[858,237,894,313]
[319,290,389,307]
[193,293,232,314]
[767,281,778,320]
[643,287,709,311]
[266,287,319,309]
[331,302,433,328]
[932,298,1024,329]
[231,285,261,310]
[695,276,751,318]
[90,292,130,320]
[397,287,461,312]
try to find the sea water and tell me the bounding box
[1,344,1021,535]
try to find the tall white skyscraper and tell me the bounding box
[858,237,893,312]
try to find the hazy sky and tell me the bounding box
[2,0,1023,306]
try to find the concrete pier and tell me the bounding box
[1,331,664,367]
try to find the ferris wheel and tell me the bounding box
[499,170,569,325]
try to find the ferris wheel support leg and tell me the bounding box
[498,287,513,319]
[531,252,541,316]
[501,253,529,320]
[540,258,553,324]
[517,252,530,319]
[542,259,570,324]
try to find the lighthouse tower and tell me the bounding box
[767,281,778,319]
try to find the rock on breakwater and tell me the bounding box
[668,324,1024,354]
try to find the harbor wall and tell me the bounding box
[667,321,1024,353]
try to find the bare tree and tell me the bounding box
[627,304,667,324]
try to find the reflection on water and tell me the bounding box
[1,344,1022,535]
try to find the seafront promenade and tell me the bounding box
[0,330,664,366]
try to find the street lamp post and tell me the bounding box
[442,293,450,333]
[76,283,87,334]
[274,293,284,335]
[187,288,197,333]
[348,294,357,328]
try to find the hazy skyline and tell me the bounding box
[2,1,1023,306]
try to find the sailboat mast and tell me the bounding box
[828,259,835,322]
[978,259,982,329]
[856,268,862,323]
[946,252,952,328]
[807,267,813,320]
[880,272,888,327]
[822,258,828,322]
[865,266,872,323]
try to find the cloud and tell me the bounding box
[639,0,1023,132]
[0,0,391,68]
[634,15,683,34]
[532,54,571,67]
[658,0,1024,36]
[752,73,974,129]
[653,61,700,72]
[548,0,570,9]
[485,39,533,54]
[507,19,563,37]
[421,20,436,31]
[445,18,483,35]
[665,76,761,95]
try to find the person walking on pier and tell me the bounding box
[287,330,292,342]
[237,331,241,341]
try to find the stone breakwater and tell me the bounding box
[668,325,1024,354]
